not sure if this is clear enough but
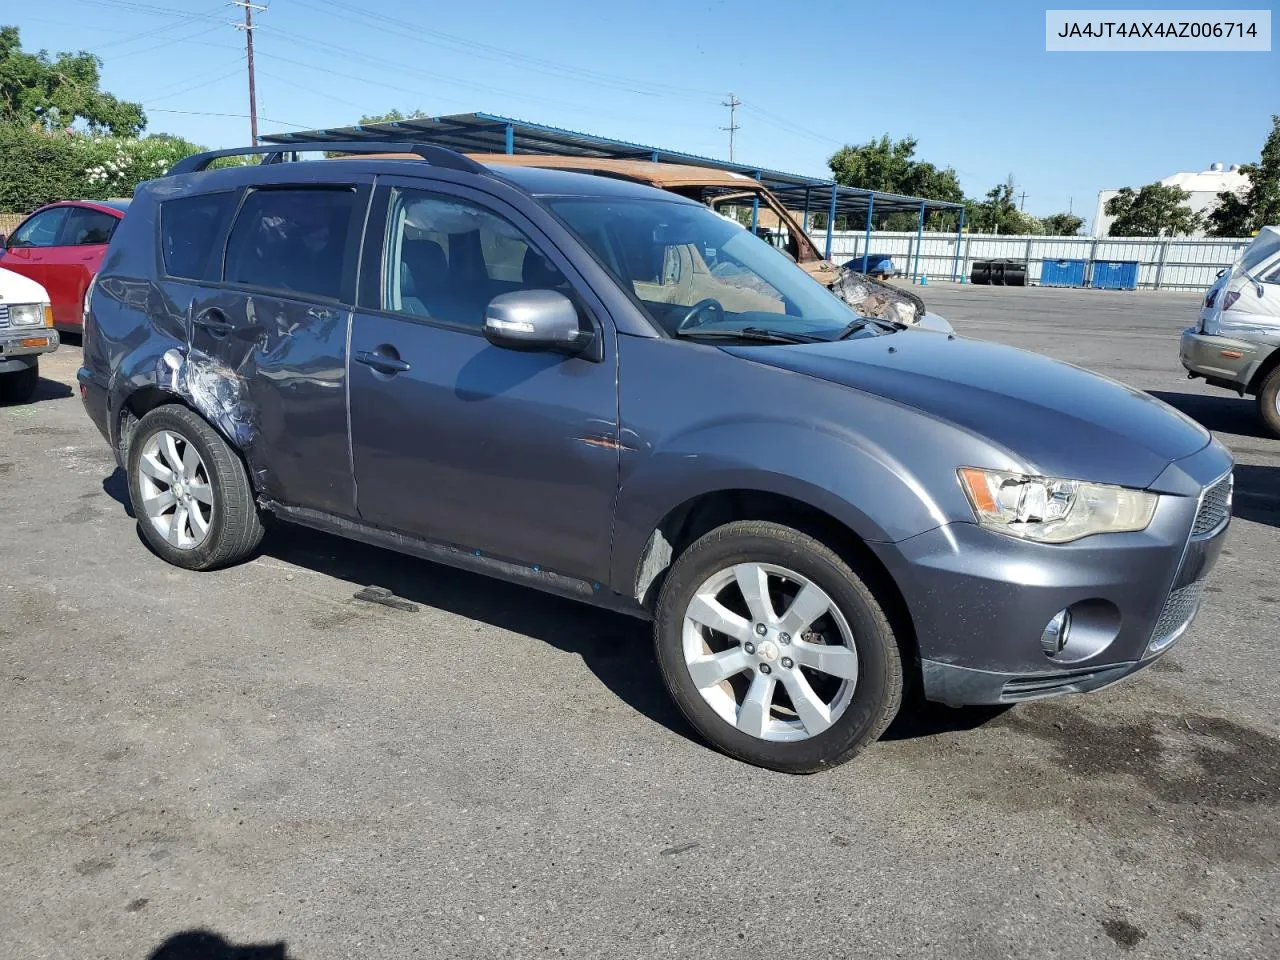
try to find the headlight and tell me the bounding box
[9,303,52,327]
[958,467,1157,543]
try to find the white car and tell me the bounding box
[0,266,59,403]
[1181,226,1280,436]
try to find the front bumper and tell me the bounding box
[0,329,59,370]
[1179,327,1262,389]
[871,441,1232,706]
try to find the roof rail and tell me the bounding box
[166,142,485,176]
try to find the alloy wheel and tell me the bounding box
[682,562,859,742]
[137,429,214,550]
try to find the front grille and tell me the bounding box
[1192,473,1233,537]
[0,304,9,329]
[1147,580,1205,655]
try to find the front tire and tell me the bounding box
[126,405,264,570]
[0,362,39,404]
[654,520,903,773]
[1257,367,1280,439]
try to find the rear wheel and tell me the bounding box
[127,405,264,570]
[0,362,39,404]
[1257,367,1280,439]
[654,520,903,773]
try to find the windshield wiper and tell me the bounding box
[673,326,823,345]
[835,316,905,340]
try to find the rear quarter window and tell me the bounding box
[160,193,238,280]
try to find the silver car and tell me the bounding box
[1181,225,1280,437]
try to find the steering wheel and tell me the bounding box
[676,298,725,331]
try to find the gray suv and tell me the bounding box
[80,143,1233,773]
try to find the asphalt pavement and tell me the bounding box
[2,285,1278,959]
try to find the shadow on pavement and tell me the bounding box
[103,466,133,517]
[148,930,289,959]
[1148,389,1273,440]
[263,523,698,745]
[0,376,72,406]
[99,469,1032,750]
[882,699,1012,741]
[1233,463,1280,528]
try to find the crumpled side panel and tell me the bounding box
[157,346,260,455]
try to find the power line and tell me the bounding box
[290,0,719,103]
[721,93,740,162]
[146,108,309,129]
[144,63,246,106]
[229,1,266,143]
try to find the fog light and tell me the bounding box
[1041,609,1071,656]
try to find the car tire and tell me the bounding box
[654,520,903,773]
[0,363,39,404]
[1257,367,1280,439]
[127,405,264,570]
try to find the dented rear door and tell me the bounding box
[190,181,371,515]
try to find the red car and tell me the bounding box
[0,200,129,331]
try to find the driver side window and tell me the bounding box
[9,208,70,248]
[384,188,570,331]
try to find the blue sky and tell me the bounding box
[16,0,1279,227]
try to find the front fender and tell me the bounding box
[608,337,1024,594]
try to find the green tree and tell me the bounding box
[1040,212,1084,236]
[828,134,963,202]
[1207,114,1280,237]
[0,26,144,135]
[359,108,428,125]
[968,176,1040,234]
[0,127,203,210]
[1105,183,1201,237]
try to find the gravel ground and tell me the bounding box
[2,286,1278,960]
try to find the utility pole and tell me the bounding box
[231,1,266,143]
[721,93,741,162]
[1018,190,1027,211]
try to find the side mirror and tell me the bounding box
[0,234,7,249]
[483,290,591,354]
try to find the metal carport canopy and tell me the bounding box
[260,112,966,276]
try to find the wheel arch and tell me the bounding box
[1246,344,1280,395]
[116,385,257,493]
[629,487,920,676]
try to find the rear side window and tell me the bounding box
[60,207,118,246]
[161,193,236,280]
[223,188,357,301]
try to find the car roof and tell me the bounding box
[36,199,130,216]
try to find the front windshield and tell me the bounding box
[546,196,859,339]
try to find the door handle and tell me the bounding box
[354,348,410,375]
[193,308,234,337]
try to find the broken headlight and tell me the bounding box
[958,467,1157,543]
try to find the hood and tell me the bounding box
[0,265,51,305]
[725,333,1210,489]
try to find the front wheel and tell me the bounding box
[1257,367,1280,439]
[654,520,903,773]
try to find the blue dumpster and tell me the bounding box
[1040,258,1087,287]
[1090,261,1139,290]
